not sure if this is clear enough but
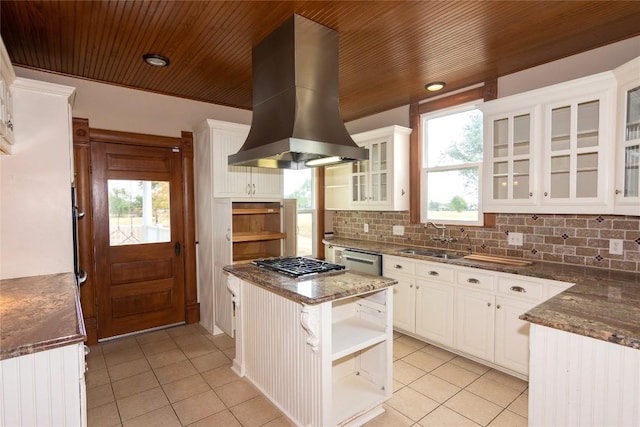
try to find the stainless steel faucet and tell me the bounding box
[425,222,457,243]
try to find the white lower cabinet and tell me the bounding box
[384,255,416,333]
[390,275,416,333]
[383,254,573,378]
[455,288,496,361]
[494,296,534,374]
[414,261,455,347]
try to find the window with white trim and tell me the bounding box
[421,102,484,225]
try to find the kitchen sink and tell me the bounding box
[398,248,463,259]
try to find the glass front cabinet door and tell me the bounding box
[614,57,640,214]
[542,88,614,212]
[484,108,537,211]
[349,126,411,211]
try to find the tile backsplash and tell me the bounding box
[332,211,640,273]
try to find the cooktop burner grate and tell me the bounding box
[251,256,345,278]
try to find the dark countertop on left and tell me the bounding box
[0,273,86,360]
[223,264,397,305]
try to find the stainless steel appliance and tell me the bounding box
[341,249,382,276]
[252,256,345,278]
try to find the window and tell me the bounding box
[108,179,171,245]
[283,169,316,257]
[421,102,483,225]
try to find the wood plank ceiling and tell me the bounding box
[1,1,639,121]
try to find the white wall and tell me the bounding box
[498,35,640,98]
[0,79,76,279]
[14,67,252,138]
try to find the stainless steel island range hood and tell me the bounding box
[228,14,368,169]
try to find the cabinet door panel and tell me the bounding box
[213,128,252,198]
[455,289,494,361]
[251,168,283,198]
[390,275,415,333]
[415,280,454,347]
[495,297,535,375]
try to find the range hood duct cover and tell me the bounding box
[228,14,368,169]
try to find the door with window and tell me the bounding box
[92,141,185,339]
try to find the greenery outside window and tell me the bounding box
[421,102,483,225]
[284,169,316,257]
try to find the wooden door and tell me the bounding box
[92,141,186,339]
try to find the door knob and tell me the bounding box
[174,242,181,256]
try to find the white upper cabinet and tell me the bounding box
[349,125,411,211]
[613,56,640,215]
[482,71,617,214]
[0,37,16,154]
[195,119,283,200]
[541,81,615,211]
[483,105,539,211]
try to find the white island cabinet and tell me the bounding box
[224,265,395,426]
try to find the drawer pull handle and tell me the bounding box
[394,264,403,269]
[467,278,480,284]
[428,271,439,276]
[510,286,527,293]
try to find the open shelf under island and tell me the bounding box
[223,263,397,426]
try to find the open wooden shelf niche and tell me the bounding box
[232,201,286,263]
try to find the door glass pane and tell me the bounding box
[550,155,570,198]
[371,173,379,201]
[624,145,639,197]
[576,152,598,197]
[380,172,387,201]
[371,143,379,172]
[513,159,530,199]
[493,118,508,157]
[551,106,571,151]
[493,161,508,200]
[577,100,599,148]
[109,180,170,246]
[513,114,530,156]
[626,86,640,141]
[380,141,387,171]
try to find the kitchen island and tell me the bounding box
[0,273,87,426]
[223,263,396,427]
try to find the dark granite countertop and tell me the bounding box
[324,237,640,350]
[0,273,86,360]
[223,264,396,305]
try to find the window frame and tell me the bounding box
[420,102,484,226]
[408,80,497,226]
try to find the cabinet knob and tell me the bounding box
[416,285,420,290]
[247,184,251,195]
[467,278,480,284]
[497,304,501,309]
[510,286,527,293]
[428,271,439,276]
[394,264,403,269]
[487,302,492,307]
[409,284,413,288]
[252,183,256,195]
[615,189,621,195]
[544,191,548,197]
[529,192,533,197]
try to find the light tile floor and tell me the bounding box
[86,324,528,427]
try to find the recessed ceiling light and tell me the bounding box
[143,53,170,67]
[425,81,446,91]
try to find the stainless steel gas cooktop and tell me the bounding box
[251,257,345,278]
